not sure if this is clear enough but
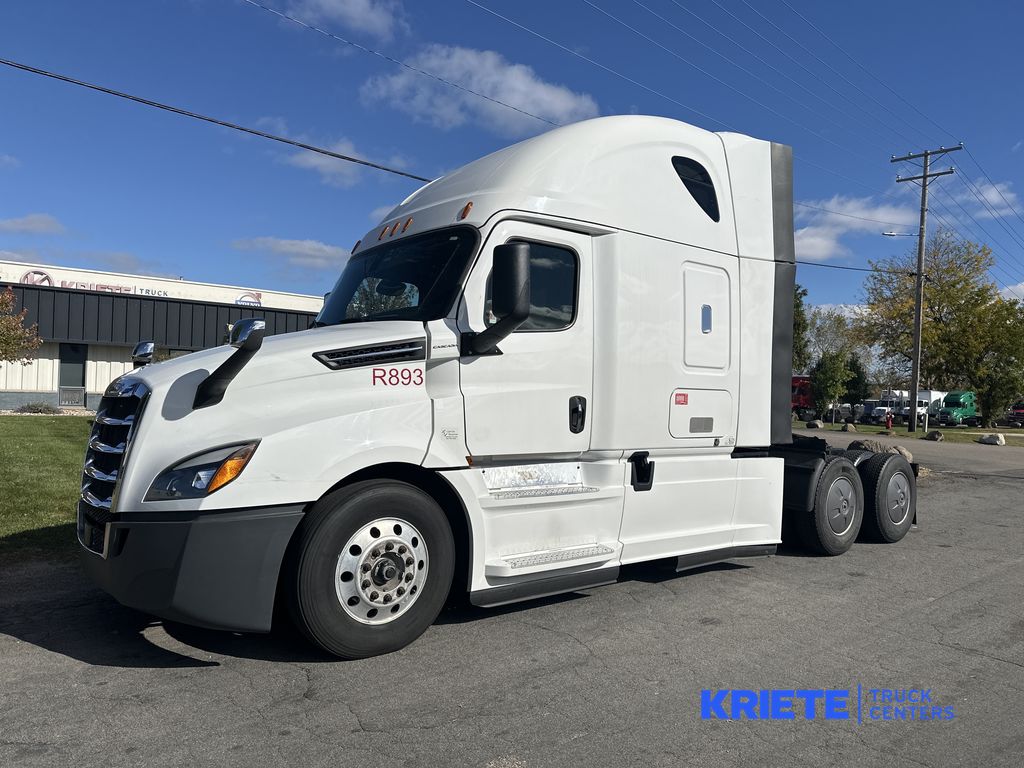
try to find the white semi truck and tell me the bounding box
[78,116,917,659]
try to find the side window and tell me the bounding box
[486,240,578,331]
[672,156,720,222]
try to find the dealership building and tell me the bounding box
[1,259,322,410]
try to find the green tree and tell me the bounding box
[962,298,1024,426]
[854,230,996,388]
[0,286,42,364]
[810,350,853,423]
[792,283,811,373]
[843,353,871,405]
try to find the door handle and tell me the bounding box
[569,396,587,434]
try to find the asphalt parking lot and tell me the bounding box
[2,436,1022,767]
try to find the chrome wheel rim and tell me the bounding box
[886,471,911,525]
[335,517,428,625]
[826,476,856,535]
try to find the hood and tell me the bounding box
[112,321,432,512]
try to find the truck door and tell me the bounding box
[457,222,593,457]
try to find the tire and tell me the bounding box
[836,449,871,467]
[288,480,455,659]
[799,456,864,556]
[858,453,916,543]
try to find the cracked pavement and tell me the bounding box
[1,438,1022,767]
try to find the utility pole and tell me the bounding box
[890,144,961,433]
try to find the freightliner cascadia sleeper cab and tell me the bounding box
[78,116,918,658]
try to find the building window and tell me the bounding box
[672,156,720,222]
[58,343,87,388]
[486,241,578,331]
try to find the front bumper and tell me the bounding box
[79,505,305,632]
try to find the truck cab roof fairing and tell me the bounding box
[357,116,742,257]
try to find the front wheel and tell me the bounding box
[288,480,455,659]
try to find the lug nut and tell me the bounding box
[404,573,413,583]
[385,542,395,551]
[398,545,407,554]
[405,557,414,567]
[383,593,393,603]
[361,562,371,572]
[370,591,379,601]
[372,549,381,558]
[396,587,405,596]
[361,580,370,590]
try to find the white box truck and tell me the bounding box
[78,116,918,658]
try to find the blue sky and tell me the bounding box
[2,0,1024,306]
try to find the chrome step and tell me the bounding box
[489,485,598,500]
[485,543,618,577]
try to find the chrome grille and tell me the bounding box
[77,378,148,556]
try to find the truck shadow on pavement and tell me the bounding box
[0,545,832,668]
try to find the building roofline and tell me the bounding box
[0,258,323,300]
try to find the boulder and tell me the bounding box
[806,420,824,429]
[924,430,944,442]
[890,445,914,463]
[848,439,886,454]
[848,438,913,463]
[841,423,856,432]
[978,433,1006,446]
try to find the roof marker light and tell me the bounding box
[378,227,388,240]
[389,221,400,236]
[402,217,413,233]
[459,201,473,220]
[351,240,361,253]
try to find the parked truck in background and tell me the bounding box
[791,375,813,420]
[938,391,978,425]
[901,390,947,425]
[77,116,918,659]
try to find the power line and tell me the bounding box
[793,201,910,227]
[464,0,733,129]
[962,145,1024,232]
[956,170,1024,251]
[796,260,915,276]
[777,0,955,144]
[931,183,1024,276]
[740,0,930,149]
[701,0,923,150]
[0,56,430,183]
[241,0,558,130]
[928,207,1024,300]
[583,0,868,156]
[668,0,918,155]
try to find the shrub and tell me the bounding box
[14,402,63,415]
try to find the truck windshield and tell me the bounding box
[316,226,478,326]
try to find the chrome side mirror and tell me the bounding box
[132,341,155,368]
[229,318,266,352]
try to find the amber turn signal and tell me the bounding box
[207,443,258,494]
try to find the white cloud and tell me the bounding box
[362,44,599,137]
[285,139,364,188]
[813,303,866,319]
[1001,282,1024,300]
[369,204,397,221]
[0,154,19,169]
[0,249,35,262]
[285,0,405,40]
[0,213,66,234]
[951,179,1021,220]
[1012,140,1022,153]
[233,236,349,270]
[794,196,916,261]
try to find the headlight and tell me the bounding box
[145,442,258,501]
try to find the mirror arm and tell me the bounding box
[460,310,527,356]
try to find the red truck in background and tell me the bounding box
[792,375,813,418]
